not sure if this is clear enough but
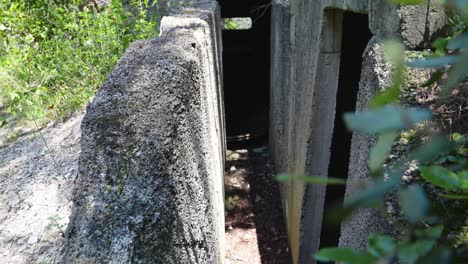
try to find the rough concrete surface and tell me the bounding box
[0,114,82,263]
[399,1,448,49]
[338,36,396,250]
[63,1,226,263]
[300,9,344,264]
[270,0,292,177]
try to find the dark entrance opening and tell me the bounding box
[217,0,271,143]
[319,12,373,249]
[217,2,290,263]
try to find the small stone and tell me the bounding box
[8,195,20,208]
[17,238,26,245]
[229,166,236,172]
[229,153,240,160]
[28,235,39,245]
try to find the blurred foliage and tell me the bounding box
[316,2,468,264]
[223,18,239,30]
[0,0,158,125]
[282,0,468,263]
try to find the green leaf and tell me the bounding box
[447,155,457,163]
[414,225,444,240]
[398,240,435,264]
[447,0,468,9]
[370,85,400,108]
[398,184,430,223]
[441,52,468,96]
[436,156,448,164]
[415,247,452,264]
[422,70,444,87]
[439,193,468,199]
[420,166,460,190]
[458,171,468,189]
[9,91,19,100]
[383,39,405,66]
[367,233,396,258]
[276,174,346,185]
[447,32,468,50]
[223,18,239,30]
[344,105,432,134]
[452,132,465,142]
[409,136,452,163]
[458,147,468,155]
[407,55,460,68]
[391,0,425,4]
[369,132,398,173]
[315,248,377,264]
[432,37,451,51]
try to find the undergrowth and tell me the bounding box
[0,0,158,127]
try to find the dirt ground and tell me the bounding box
[0,114,82,263]
[224,143,291,264]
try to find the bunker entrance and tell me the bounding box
[320,12,372,249]
[217,0,271,143]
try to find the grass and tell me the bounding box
[0,0,158,128]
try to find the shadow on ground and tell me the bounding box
[225,138,291,264]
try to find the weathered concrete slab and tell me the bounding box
[63,1,225,263]
[270,0,292,177]
[301,9,344,263]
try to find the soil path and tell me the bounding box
[224,145,291,264]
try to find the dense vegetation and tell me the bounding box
[0,0,158,126]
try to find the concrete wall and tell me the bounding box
[63,1,226,263]
[338,36,396,250]
[270,0,447,263]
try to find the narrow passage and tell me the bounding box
[224,141,290,264]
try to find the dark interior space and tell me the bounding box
[217,0,271,143]
[319,12,373,249]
